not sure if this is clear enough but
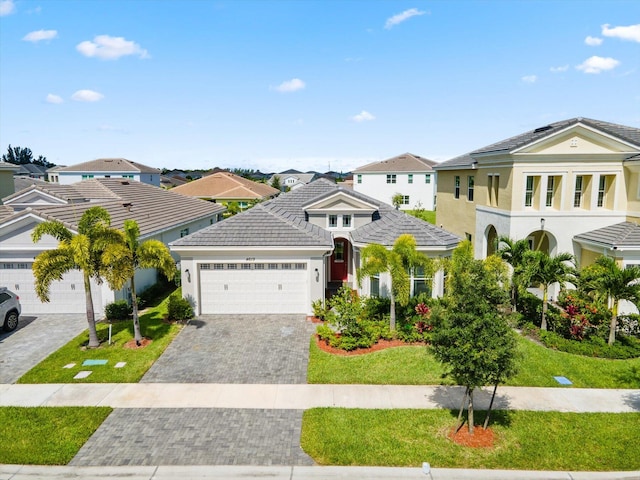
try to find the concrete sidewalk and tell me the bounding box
[1,383,639,412]
[1,464,639,480]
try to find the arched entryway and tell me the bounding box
[486,225,498,257]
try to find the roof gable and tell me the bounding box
[57,158,160,174]
[353,153,437,173]
[303,191,378,213]
[3,188,70,209]
[574,222,640,250]
[171,172,279,199]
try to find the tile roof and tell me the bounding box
[171,171,280,200]
[9,177,101,202]
[172,178,460,249]
[2,178,225,238]
[353,153,437,173]
[574,222,640,249]
[436,118,640,169]
[56,158,161,174]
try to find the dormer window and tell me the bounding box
[329,215,338,228]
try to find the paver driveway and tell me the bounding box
[141,314,316,384]
[0,313,86,384]
[72,314,317,466]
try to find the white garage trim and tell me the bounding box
[198,262,309,314]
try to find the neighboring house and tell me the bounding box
[0,161,19,200]
[47,165,64,183]
[433,117,640,273]
[160,174,188,189]
[269,172,319,191]
[14,163,48,180]
[171,171,280,208]
[0,178,225,315]
[352,153,438,211]
[53,158,161,186]
[171,179,460,316]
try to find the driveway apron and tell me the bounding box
[0,314,87,384]
[73,314,317,466]
[141,314,316,384]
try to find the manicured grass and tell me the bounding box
[307,335,640,388]
[18,290,183,383]
[302,408,640,470]
[405,209,436,224]
[0,407,112,465]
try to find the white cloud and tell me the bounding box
[0,0,15,16]
[521,75,537,84]
[384,8,427,29]
[71,89,104,102]
[23,30,58,42]
[576,56,620,74]
[46,94,63,104]
[351,110,375,122]
[272,78,306,93]
[584,36,602,46]
[602,23,640,43]
[550,65,569,73]
[76,35,149,60]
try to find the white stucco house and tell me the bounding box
[171,179,460,316]
[0,178,225,315]
[352,153,438,211]
[52,158,161,187]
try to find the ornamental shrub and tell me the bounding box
[105,300,131,321]
[167,293,194,321]
[539,329,640,359]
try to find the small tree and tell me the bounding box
[523,250,576,330]
[32,207,117,348]
[431,241,517,434]
[391,193,403,209]
[580,256,640,345]
[101,219,176,345]
[357,234,433,330]
[271,175,282,191]
[497,236,531,312]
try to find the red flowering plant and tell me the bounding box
[557,290,608,341]
[414,302,433,334]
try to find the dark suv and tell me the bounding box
[0,287,21,332]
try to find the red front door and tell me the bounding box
[331,239,348,282]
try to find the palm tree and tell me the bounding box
[581,256,640,345]
[31,207,115,348]
[357,234,433,330]
[496,236,531,312]
[101,219,176,345]
[523,250,576,330]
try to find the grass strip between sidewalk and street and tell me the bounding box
[18,289,183,384]
[301,408,640,471]
[307,335,640,388]
[0,407,112,465]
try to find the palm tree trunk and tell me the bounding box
[468,387,475,435]
[130,275,142,345]
[541,287,548,331]
[608,300,618,346]
[389,289,396,331]
[83,273,100,348]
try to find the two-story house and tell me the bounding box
[53,158,161,186]
[434,117,640,271]
[353,153,437,211]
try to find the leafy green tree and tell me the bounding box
[391,193,403,209]
[580,256,640,345]
[271,175,282,191]
[357,234,433,330]
[431,241,517,434]
[497,236,531,312]
[31,207,116,348]
[101,219,176,345]
[2,144,53,167]
[523,250,576,330]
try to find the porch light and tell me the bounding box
[185,269,191,283]
[314,268,319,282]
[540,218,545,230]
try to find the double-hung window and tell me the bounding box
[525,176,534,207]
[597,176,606,207]
[408,174,413,184]
[546,177,554,207]
[386,174,397,184]
[454,176,460,199]
[467,176,475,201]
[574,176,583,208]
[328,215,338,228]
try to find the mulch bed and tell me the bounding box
[314,335,423,356]
[448,426,495,448]
[123,338,153,349]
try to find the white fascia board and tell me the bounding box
[142,212,223,240]
[5,188,67,205]
[170,245,331,255]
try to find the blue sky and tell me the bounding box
[1,0,638,173]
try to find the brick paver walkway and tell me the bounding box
[141,315,315,384]
[70,408,313,466]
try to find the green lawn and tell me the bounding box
[307,335,640,388]
[18,290,183,384]
[0,407,112,465]
[405,209,436,224]
[302,408,640,470]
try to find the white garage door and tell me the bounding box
[199,262,309,314]
[0,262,99,315]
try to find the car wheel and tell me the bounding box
[3,311,18,332]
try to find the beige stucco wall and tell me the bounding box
[435,169,477,242]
